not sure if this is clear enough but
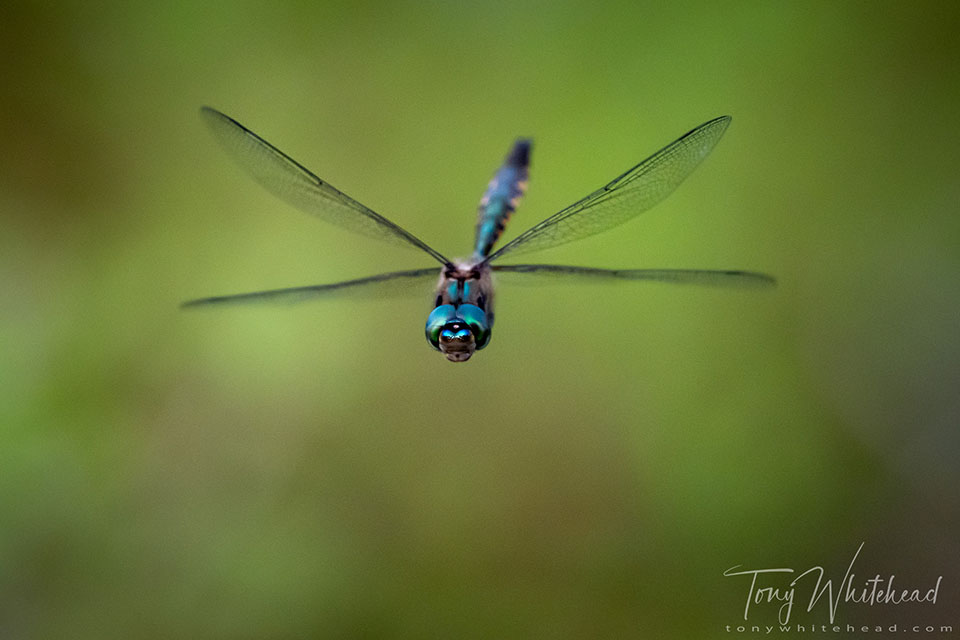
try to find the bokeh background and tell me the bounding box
[2,1,958,637]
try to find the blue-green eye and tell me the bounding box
[425,305,457,348]
[458,304,492,349]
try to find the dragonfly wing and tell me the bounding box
[492,264,776,288]
[181,268,440,309]
[201,107,449,265]
[487,116,732,262]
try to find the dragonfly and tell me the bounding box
[183,107,775,362]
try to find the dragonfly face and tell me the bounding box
[183,107,776,362]
[425,305,483,362]
[425,262,494,361]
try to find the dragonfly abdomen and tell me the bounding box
[474,138,531,257]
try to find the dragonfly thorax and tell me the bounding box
[425,261,494,362]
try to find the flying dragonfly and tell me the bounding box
[183,107,775,362]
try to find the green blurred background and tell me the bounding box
[2,1,958,637]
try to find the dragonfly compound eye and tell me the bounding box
[457,304,492,350]
[425,304,457,349]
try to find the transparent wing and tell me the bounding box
[487,116,732,262]
[201,107,449,265]
[492,264,776,288]
[181,268,439,309]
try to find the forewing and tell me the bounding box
[201,107,449,265]
[488,116,731,262]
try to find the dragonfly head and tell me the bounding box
[425,304,491,362]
